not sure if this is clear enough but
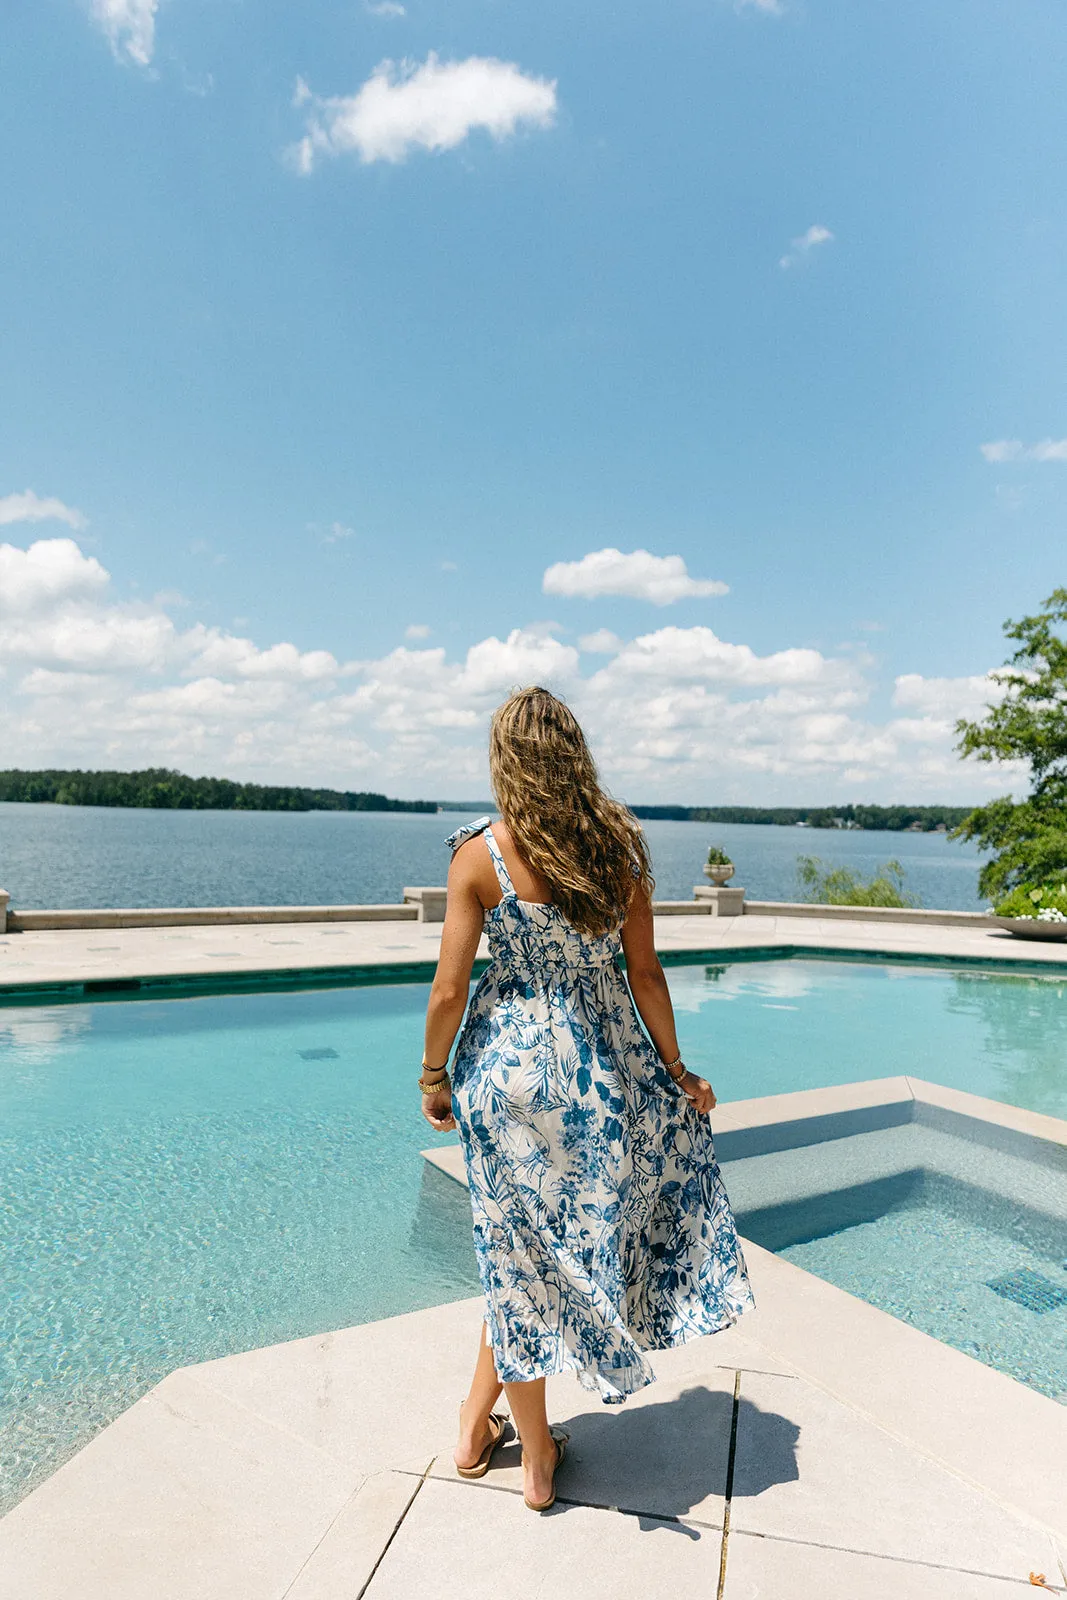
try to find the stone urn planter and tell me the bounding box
[703,862,735,886]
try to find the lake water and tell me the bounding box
[0,802,987,911]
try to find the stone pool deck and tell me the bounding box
[2,906,1067,996]
[2,910,1066,1596]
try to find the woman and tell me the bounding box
[420,687,753,1512]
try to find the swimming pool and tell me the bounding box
[718,1104,1067,1401]
[2,955,1065,1512]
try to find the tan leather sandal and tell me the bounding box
[455,1410,510,1480]
[523,1430,568,1512]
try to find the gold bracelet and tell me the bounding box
[662,1055,686,1080]
[420,1075,452,1095]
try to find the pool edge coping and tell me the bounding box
[3,938,1067,1006]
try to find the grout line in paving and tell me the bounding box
[277,1478,367,1600]
[728,1529,1067,1591]
[353,1458,436,1600]
[716,1369,742,1600]
[392,1467,721,1531]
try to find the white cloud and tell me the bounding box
[0,538,107,613]
[366,0,406,14]
[405,624,431,640]
[891,672,1003,720]
[0,490,86,530]
[543,549,729,606]
[90,0,158,67]
[0,534,1016,802]
[779,224,834,270]
[738,0,784,12]
[291,54,557,170]
[579,629,624,655]
[980,438,1067,464]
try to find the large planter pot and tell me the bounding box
[703,863,735,886]
[989,914,1067,942]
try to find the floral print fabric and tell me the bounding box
[446,817,754,1404]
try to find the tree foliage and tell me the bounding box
[795,855,918,908]
[953,589,1067,901]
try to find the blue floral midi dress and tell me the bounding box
[446,818,754,1404]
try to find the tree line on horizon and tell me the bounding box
[0,768,971,830]
[628,803,971,830]
[0,769,436,814]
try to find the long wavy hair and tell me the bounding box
[488,686,654,936]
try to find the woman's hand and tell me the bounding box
[678,1070,716,1116]
[421,1089,457,1132]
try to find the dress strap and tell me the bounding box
[484,824,516,898]
[444,815,492,853]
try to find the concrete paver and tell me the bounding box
[721,1530,1049,1599]
[362,1477,723,1600]
[0,1367,363,1600]
[730,1369,1051,1580]
[282,1472,422,1600]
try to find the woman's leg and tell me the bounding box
[454,1322,504,1470]
[504,1376,559,1506]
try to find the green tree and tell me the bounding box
[953,589,1067,901]
[795,855,918,908]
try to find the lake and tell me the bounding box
[0,802,987,911]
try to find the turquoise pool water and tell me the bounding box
[2,956,1065,1511]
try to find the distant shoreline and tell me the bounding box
[0,769,435,815]
[0,772,975,833]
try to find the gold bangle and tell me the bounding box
[420,1076,452,1095]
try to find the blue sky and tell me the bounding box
[1,0,1062,800]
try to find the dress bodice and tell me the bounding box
[445,817,622,974]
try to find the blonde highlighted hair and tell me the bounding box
[488,686,654,936]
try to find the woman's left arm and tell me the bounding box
[420,848,485,1132]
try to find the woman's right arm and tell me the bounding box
[620,887,716,1116]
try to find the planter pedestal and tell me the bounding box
[693,884,745,917]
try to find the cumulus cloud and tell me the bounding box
[0,534,1012,802]
[779,224,834,270]
[980,438,1067,464]
[579,629,624,655]
[0,538,108,613]
[891,672,1004,720]
[543,549,729,606]
[90,0,158,67]
[0,490,86,530]
[291,54,557,170]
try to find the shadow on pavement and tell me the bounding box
[499,1383,801,1534]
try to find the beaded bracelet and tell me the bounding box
[661,1054,686,1081]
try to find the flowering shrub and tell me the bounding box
[993,882,1067,921]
